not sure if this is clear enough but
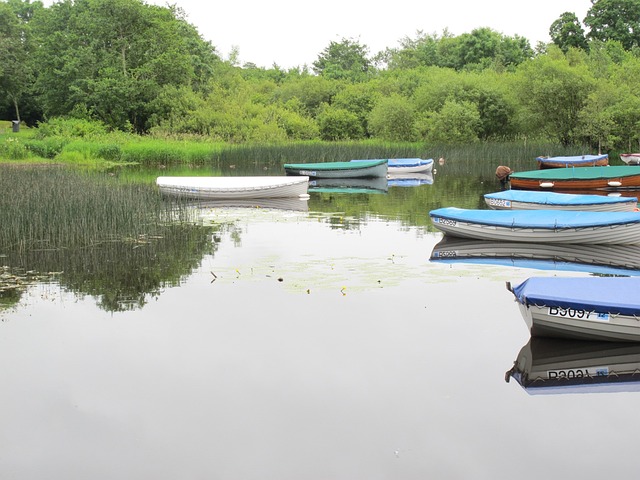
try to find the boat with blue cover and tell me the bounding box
[284,159,387,179]
[350,158,434,174]
[507,277,640,342]
[506,338,640,394]
[484,190,638,211]
[536,154,608,169]
[509,165,640,191]
[429,207,640,244]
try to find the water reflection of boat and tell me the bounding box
[185,197,309,211]
[505,337,640,394]
[309,177,388,194]
[429,236,640,276]
[387,172,433,187]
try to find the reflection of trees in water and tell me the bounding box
[4,225,220,312]
[0,166,226,312]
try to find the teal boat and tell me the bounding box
[284,159,387,179]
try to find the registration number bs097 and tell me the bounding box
[548,307,610,322]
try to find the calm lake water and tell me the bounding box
[2,161,640,479]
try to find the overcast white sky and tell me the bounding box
[45,0,593,68]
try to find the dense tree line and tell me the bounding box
[2,0,640,150]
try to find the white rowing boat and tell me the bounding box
[156,176,309,200]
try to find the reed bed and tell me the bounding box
[0,165,193,253]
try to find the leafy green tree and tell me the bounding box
[584,0,640,50]
[31,0,218,132]
[312,37,372,81]
[0,0,40,122]
[331,82,379,137]
[368,94,416,141]
[576,83,618,151]
[272,75,339,116]
[422,99,481,143]
[413,69,516,139]
[513,46,596,145]
[434,28,533,71]
[316,104,363,140]
[550,12,589,52]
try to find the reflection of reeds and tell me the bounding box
[0,166,191,253]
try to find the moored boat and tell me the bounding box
[536,154,608,169]
[350,158,434,174]
[620,153,640,165]
[284,159,387,179]
[484,189,638,211]
[507,277,640,342]
[156,176,309,200]
[429,207,640,244]
[506,338,640,394]
[509,165,640,191]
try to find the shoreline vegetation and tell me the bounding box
[2,1,640,155]
[0,120,595,177]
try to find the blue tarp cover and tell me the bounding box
[484,190,637,206]
[512,277,640,316]
[429,207,640,228]
[351,158,434,167]
[388,158,433,167]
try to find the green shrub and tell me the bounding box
[0,137,29,159]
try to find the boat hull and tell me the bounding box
[156,176,309,199]
[484,190,638,212]
[510,165,640,191]
[387,158,434,174]
[621,154,640,165]
[429,208,640,244]
[509,277,640,342]
[536,154,609,169]
[284,160,387,179]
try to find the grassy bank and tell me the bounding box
[0,119,595,175]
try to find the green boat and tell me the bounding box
[283,159,387,179]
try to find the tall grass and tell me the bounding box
[0,165,193,253]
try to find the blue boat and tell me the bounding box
[507,277,640,342]
[484,190,638,212]
[351,158,434,174]
[429,207,640,244]
[536,154,608,169]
